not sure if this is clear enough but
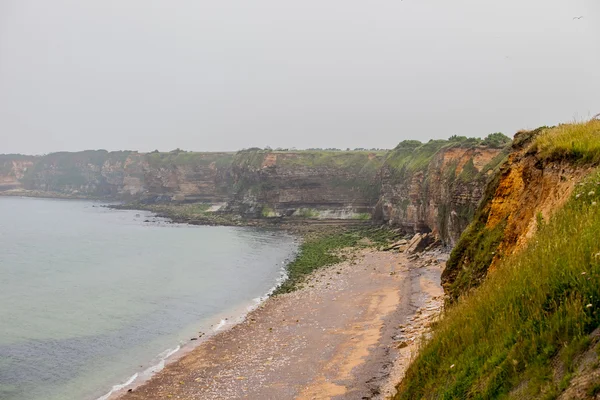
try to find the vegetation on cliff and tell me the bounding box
[444,121,600,301]
[231,148,387,172]
[396,120,600,399]
[384,132,510,176]
[534,119,600,164]
[145,149,234,169]
[441,167,506,300]
[396,168,600,399]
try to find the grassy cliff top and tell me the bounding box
[231,149,389,174]
[534,119,600,164]
[144,150,235,169]
[383,133,511,175]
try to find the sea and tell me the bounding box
[0,197,298,400]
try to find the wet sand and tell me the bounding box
[118,248,445,400]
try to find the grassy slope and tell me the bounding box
[443,122,600,300]
[396,120,600,399]
[534,120,600,164]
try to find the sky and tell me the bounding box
[0,1,599,154]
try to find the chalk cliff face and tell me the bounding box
[0,139,509,243]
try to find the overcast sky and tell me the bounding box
[1,1,599,154]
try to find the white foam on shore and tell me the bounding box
[96,345,181,400]
[139,345,180,378]
[96,373,138,400]
[213,319,227,331]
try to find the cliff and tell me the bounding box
[0,150,234,202]
[396,119,600,399]
[224,149,387,219]
[376,138,507,245]
[0,135,510,243]
[0,154,36,191]
[442,125,596,300]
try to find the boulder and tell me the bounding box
[406,233,436,254]
[384,238,409,251]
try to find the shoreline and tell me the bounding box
[95,224,300,400]
[99,296,279,400]
[115,247,446,400]
[98,272,292,400]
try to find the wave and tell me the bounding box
[95,345,181,400]
[95,373,138,400]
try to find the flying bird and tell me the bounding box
[573,16,584,20]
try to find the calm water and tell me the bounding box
[0,197,298,400]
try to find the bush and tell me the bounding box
[483,132,511,148]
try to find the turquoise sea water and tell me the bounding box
[0,197,298,400]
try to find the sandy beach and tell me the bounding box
[117,248,446,400]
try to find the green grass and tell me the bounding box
[456,158,479,182]
[534,120,600,164]
[385,140,450,174]
[395,169,600,399]
[444,120,600,301]
[441,168,505,298]
[146,151,234,169]
[274,227,398,294]
[588,382,600,397]
[295,208,320,219]
[383,135,510,181]
[232,149,388,173]
[261,205,278,218]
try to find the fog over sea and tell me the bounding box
[0,197,298,400]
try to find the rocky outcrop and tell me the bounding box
[375,140,507,245]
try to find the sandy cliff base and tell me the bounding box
[118,249,445,400]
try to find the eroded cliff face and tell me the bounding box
[442,128,593,299]
[376,141,507,245]
[224,150,386,219]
